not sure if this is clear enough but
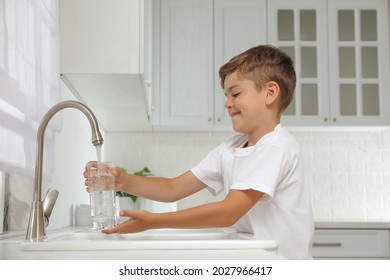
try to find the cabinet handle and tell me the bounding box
[323,117,328,122]
[312,242,342,247]
[217,117,221,122]
[208,117,212,122]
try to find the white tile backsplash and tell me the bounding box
[105,128,390,222]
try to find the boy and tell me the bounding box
[84,45,314,259]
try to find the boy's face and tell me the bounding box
[223,71,268,135]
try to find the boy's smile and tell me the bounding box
[229,110,241,118]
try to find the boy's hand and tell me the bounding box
[83,161,125,193]
[83,161,97,192]
[102,210,154,234]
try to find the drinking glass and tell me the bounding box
[88,162,117,230]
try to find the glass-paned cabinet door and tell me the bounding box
[268,0,330,126]
[328,0,390,125]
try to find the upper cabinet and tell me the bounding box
[214,0,267,127]
[60,0,142,74]
[268,0,330,126]
[158,0,214,126]
[60,0,152,132]
[270,0,390,126]
[152,0,266,128]
[152,0,390,129]
[328,0,390,126]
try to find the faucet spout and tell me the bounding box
[26,100,104,241]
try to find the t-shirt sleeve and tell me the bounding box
[191,143,225,196]
[231,144,288,199]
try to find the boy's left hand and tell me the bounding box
[101,210,153,234]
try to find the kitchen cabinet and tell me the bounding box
[158,0,214,126]
[213,0,267,126]
[154,0,390,129]
[312,228,390,259]
[155,0,266,128]
[269,0,390,126]
[60,0,152,131]
[61,0,142,74]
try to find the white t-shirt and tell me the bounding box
[191,124,314,259]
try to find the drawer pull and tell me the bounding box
[312,242,342,247]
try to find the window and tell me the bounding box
[0,0,60,178]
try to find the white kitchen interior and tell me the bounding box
[1,0,390,260]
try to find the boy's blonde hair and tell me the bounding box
[219,45,296,115]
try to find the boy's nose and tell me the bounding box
[225,97,232,109]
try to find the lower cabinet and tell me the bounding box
[311,229,390,259]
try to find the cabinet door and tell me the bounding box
[268,0,330,126]
[160,0,214,125]
[214,0,267,126]
[60,0,142,74]
[328,0,390,125]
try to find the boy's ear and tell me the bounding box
[265,81,280,105]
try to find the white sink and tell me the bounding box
[20,228,278,253]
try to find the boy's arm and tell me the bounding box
[117,170,208,202]
[84,161,207,202]
[102,189,263,234]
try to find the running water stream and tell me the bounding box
[96,144,103,166]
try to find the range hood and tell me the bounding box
[61,73,151,132]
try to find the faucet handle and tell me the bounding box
[42,188,59,227]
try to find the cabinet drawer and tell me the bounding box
[311,229,390,259]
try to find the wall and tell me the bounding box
[104,128,390,222]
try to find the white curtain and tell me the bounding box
[0,0,61,179]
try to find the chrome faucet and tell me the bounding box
[26,100,104,241]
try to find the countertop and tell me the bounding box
[2,222,390,260]
[0,227,279,260]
